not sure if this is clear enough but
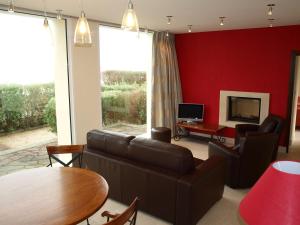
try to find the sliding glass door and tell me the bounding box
[0,12,71,175]
[99,26,152,135]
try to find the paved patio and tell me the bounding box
[0,140,57,176]
[0,124,146,176]
[0,128,57,176]
[104,123,147,136]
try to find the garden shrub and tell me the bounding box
[101,83,146,126]
[43,97,57,133]
[102,70,146,85]
[0,83,55,133]
[136,90,146,124]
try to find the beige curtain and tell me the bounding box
[151,32,182,136]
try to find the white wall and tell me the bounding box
[67,18,102,144]
[290,56,300,144]
[52,19,72,145]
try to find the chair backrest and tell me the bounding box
[258,114,284,135]
[46,145,84,155]
[103,197,138,225]
[46,145,84,168]
[238,133,278,187]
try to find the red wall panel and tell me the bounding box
[175,25,300,144]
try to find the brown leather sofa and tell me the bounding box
[83,130,226,225]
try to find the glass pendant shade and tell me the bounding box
[121,0,139,32]
[74,11,92,47]
[43,17,49,27]
[42,18,53,46]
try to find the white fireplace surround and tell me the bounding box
[219,90,270,128]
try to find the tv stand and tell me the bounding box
[186,120,197,125]
[174,121,226,142]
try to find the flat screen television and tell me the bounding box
[178,103,204,122]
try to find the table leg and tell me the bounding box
[174,125,186,141]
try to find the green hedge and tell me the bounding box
[102,70,146,85]
[43,97,57,133]
[102,83,146,125]
[0,83,55,133]
[0,73,147,134]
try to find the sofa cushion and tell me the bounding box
[127,137,195,175]
[87,130,135,157]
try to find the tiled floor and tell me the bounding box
[79,134,300,225]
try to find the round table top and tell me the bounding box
[0,167,109,225]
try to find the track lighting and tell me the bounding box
[56,9,63,20]
[8,0,14,13]
[267,4,275,16]
[219,17,226,26]
[188,25,192,33]
[167,16,173,25]
[121,0,139,32]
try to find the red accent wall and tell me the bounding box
[175,25,300,145]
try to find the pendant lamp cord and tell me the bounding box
[42,0,47,17]
[80,0,84,11]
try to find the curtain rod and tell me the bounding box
[0,4,155,33]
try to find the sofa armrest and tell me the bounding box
[208,141,240,158]
[175,156,226,225]
[236,124,259,133]
[208,141,241,188]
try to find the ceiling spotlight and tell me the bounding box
[188,25,192,33]
[56,9,63,20]
[219,17,226,26]
[167,16,173,25]
[267,4,275,16]
[268,18,275,27]
[8,0,14,13]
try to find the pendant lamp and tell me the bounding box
[121,0,139,32]
[74,1,92,47]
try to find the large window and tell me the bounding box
[99,26,152,135]
[0,12,70,176]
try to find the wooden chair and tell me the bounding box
[101,197,138,225]
[46,145,84,168]
[46,144,90,225]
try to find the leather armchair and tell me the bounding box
[209,133,278,188]
[235,114,284,161]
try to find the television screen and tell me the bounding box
[178,103,204,122]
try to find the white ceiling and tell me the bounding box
[1,0,300,33]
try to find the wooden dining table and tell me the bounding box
[0,167,109,225]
